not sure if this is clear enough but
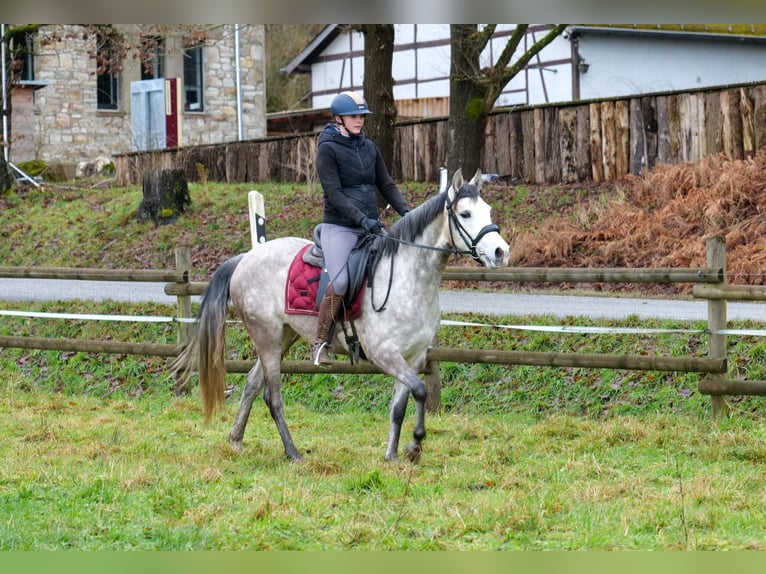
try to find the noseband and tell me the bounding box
[445,194,500,263]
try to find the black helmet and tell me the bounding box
[330,91,372,116]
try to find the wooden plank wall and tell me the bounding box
[115,82,766,187]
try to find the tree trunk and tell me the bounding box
[0,154,12,192]
[447,24,566,179]
[138,168,191,226]
[356,24,398,206]
[447,25,488,178]
[358,25,396,168]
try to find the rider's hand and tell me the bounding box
[364,218,383,234]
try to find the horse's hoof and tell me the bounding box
[229,439,244,454]
[286,451,304,462]
[405,442,422,464]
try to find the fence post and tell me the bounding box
[425,334,441,413]
[175,245,192,345]
[248,190,267,248]
[706,235,730,418]
[172,245,193,395]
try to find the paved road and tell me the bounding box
[2,278,766,322]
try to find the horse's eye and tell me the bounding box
[460,211,471,219]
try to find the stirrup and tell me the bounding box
[312,341,331,366]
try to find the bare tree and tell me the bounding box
[265,24,324,113]
[448,24,567,176]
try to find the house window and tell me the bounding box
[14,33,34,82]
[96,33,120,110]
[183,44,203,111]
[141,36,164,80]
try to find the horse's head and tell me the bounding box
[446,169,510,268]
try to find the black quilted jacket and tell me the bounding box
[316,123,409,229]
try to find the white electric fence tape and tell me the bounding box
[0,309,197,323]
[3,309,766,337]
[441,319,766,337]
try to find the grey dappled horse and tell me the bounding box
[171,169,510,462]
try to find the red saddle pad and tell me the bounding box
[285,244,364,319]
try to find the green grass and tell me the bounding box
[0,180,325,276]
[3,380,766,550]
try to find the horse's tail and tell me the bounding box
[170,253,245,423]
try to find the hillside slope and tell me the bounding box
[505,148,766,295]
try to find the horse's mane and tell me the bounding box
[376,182,480,260]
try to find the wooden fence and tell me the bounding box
[4,237,766,416]
[114,81,766,187]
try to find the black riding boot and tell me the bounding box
[310,285,344,366]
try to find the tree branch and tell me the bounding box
[499,24,567,86]
[483,24,567,113]
[492,25,528,71]
[474,24,496,53]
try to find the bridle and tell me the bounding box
[370,190,501,311]
[380,192,500,260]
[444,193,500,263]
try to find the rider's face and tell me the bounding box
[339,114,365,135]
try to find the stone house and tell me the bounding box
[7,24,266,174]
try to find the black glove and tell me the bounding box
[363,218,383,234]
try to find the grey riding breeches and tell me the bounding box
[320,223,365,297]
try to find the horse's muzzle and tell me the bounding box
[478,238,509,268]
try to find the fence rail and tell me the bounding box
[2,236,766,416]
[0,266,188,283]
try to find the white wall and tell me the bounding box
[578,34,766,99]
[306,26,766,115]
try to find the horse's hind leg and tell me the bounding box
[261,352,302,461]
[229,359,264,453]
[229,332,298,454]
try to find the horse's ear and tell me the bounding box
[449,169,463,203]
[451,168,464,190]
[470,169,483,190]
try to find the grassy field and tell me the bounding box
[2,367,766,550]
[2,179,766,549]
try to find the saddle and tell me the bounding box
[284,225,377,320]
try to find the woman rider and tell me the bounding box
[311,91,411,365]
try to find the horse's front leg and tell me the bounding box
[386,382,409,461]
[229,359,264,453]
[384,368,427,463]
